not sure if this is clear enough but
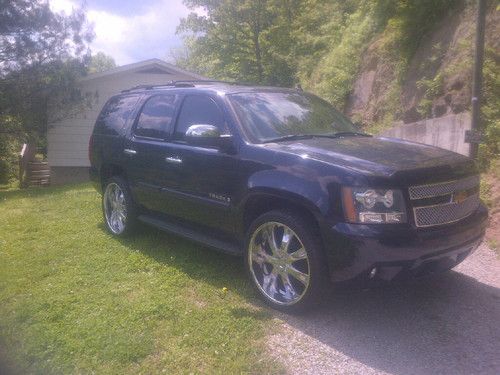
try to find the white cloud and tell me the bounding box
[49,0,191,65]
[49,0,76,13]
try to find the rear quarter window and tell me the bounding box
[134,94,178,139]
[94,95,140,136]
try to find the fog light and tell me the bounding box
[369,267,377,279]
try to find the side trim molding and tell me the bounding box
[137,214,242,255]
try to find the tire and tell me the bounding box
[245,210,328,313]
[102,176,138,237]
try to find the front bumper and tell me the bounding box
[323,203,488,284]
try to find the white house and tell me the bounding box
[47,58,204,184]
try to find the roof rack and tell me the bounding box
[121,80,242,93]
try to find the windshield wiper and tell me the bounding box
[315,131,372,138]
[262,131,371,143]
[262,134,314,143]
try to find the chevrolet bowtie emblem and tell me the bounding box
[452,190,468,204]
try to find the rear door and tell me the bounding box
[124,94,180,211]
[92,94,140,176]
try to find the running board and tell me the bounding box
[137,215,242,256]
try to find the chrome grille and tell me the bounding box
[409,175,480,200]
[413,194,480,227]
[409,175,480,228]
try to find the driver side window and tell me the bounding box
[174,95,225,140]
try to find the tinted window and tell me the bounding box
[94,95,139,136]
[229,92,356,143]
[135,95,177,139]
[174,95,225,140]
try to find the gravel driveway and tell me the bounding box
[268,243,500,375]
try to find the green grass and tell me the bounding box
[0,183,281,374]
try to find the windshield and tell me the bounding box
[229,91,357,143]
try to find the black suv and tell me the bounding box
[89,81,487,311]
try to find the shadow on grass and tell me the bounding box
[0,182,94,201]
[98,222,266,310]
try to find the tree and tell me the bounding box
[0,0,93,75]
[88,52,116,73]
[0,0,94,184]
[177,0,300,85]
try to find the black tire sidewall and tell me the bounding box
[244,210,328,313]
[102,176,137,237]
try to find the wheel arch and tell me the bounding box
[240,189,324,238]
[100,163,126,188]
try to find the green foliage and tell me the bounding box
[480,173,493,207]
[0,117,24,184]
[366,81,403,134]
[0,184,279,373]
[177,0,300,85]
[416,72,444,117]
[178,0,461,108]
[380,0,459,58]
[0,0,94,183]
[88,52,116,73]
[478,45,500,168]
[295,1,379,107]
[0,0,93,70]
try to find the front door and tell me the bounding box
[157,94,240,234]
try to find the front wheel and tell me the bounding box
[102,176,137,236]
[245,210,328,312]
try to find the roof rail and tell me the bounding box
[121,79,245,93]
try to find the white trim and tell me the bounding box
[80,58,206,82]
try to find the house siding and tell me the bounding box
[48,68,199,169]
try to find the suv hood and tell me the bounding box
[261,136,474,178]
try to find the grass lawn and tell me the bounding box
[0,183,281,374]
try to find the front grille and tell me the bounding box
[413,194,480,227]
[409,175,479,200]
[409,175,480,228]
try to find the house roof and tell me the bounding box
[80,58,206,82]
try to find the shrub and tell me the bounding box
[0,134,23,185]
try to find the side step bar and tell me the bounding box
[138,215,242,256]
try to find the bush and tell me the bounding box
[478,46,500,170]
[0,134,23,185]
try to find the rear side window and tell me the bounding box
[135,95,177,139]
[174,95,225,140]
[94,95,139,136]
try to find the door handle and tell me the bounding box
[124,148,137,155]
[165,156,182,164]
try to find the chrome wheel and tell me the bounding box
[104,182,127,234]
[248,222,310,305]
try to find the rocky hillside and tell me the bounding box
[346,2,499,129]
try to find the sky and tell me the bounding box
[49,0,195,66]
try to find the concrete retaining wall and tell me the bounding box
[382,112,471,156]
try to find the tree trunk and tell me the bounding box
[252,31,263,82]
[251,0,264,83]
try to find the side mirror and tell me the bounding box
[185,124,235,153]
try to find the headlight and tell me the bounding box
[342,187,407,224]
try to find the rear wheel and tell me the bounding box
[102,176,137,236]
[245,210,328,312]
